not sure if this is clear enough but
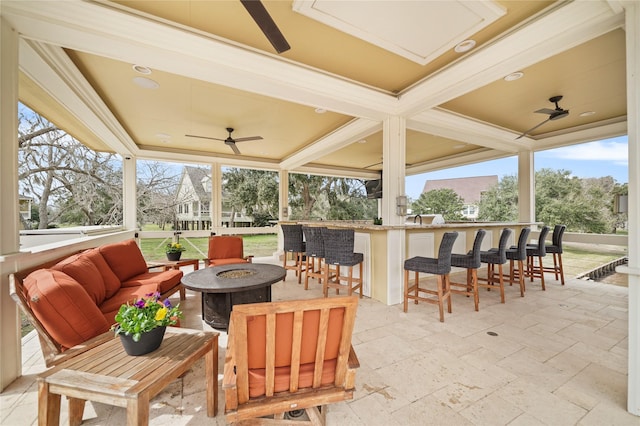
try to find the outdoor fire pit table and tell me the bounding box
[181,263,286,329]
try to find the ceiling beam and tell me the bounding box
[408,109,525,153]
[2,0,397,121]
[280,118,381,170]
[399,1,625,116]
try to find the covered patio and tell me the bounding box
[2,264,637,425]
[1,0,639,421]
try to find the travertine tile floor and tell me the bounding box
[2,258,638,425]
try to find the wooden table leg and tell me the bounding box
[68,397,86,426]
[38,380,61,426]
[126,393,149,426]
[205,339,219,417]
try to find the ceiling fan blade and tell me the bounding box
[240,0,290,54]
[516,118,551,140]
[228,142,241,155]
[233,136,263,142]
[534,108,557,115]
[185,134,226,142]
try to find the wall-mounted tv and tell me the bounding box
[365,179,382,199]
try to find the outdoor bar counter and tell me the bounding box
[281,220,536,305]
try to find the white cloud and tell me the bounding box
[542,139,628,162]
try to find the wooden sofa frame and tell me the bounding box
[10,251,184,368]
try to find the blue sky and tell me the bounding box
[405,136,629,200]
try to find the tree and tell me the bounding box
[223,168,279,226]
[288,174,376,220]
[412,188,465,221]
[18,108,121,228]
[478,174,519,222]
[479,169,619,233]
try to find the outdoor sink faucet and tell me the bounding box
[413,214,422,225]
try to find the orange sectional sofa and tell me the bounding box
[11,239,184,357]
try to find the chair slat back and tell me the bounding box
[537,226,550,256]
[437,232,458,268]
[229,296,358,405]
[552,224,566,249]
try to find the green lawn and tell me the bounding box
[139,233,278,261]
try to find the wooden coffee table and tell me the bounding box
[181,263,286,330]
[37,327,219,426]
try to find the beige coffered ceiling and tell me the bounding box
[4,0,628,178]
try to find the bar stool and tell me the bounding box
[321,228,363,298]
[302,226,327,290]
[477,228,512,303]
[450,229,486,312]
[505,227,531,297]
[544,224,566,285]
[403,231,458,322]
[525,226,550,290]
[281,224,306,284]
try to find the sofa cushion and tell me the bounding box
[122,270,182,293]
[98,283,161,323]
[23,269,110,351]
[52,253,106,305]
[82,248,122,299]
[99,239,148,282]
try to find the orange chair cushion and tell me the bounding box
[99,239,148,282]
[246,308,345,369]
[248,359,337,398]
[52,252,106,305]
[208,236,244,260]
[208,258,249,267]
[23,269,110,350]
[81,248,122,299]
[98,283,161,324]
[122,270,183,292]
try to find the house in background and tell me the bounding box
[423,175,498,220]
[174,167,253,230]
[175,167,212,231]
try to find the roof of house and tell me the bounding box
[423,175,498,204]
[183,166,211,201]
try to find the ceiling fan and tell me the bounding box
[516,95,570,140]
[240,0,290,54]
[185,127,263,155]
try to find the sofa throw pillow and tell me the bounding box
[82,248,122,299]
[99,239,148,282]
[52,253,107,305]
[23,269,110,350]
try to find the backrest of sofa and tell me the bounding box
[52,252,107,305]
[99,239,148,282]
[22,269,110,351]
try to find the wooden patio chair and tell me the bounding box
[204,235,253,267]
[223,296,360,425]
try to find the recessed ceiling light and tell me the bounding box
[155,133,171,143]
[504,71,524,82]
[453,144,466,149]
[580,111,596,117]
[133,77,159,89]
[132,64,152,75]
[358,139,367,144]
[314,108,327,114]
[454,39,476,53]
